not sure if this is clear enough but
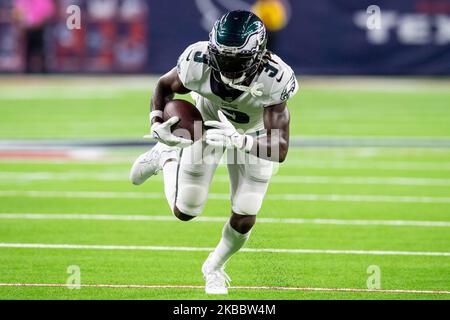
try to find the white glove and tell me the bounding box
[144,116,193,148]
[205,111,253,151]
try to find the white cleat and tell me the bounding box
[201,253,231,295]
[129,142,178,185]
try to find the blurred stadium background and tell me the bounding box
[0,0,449,299]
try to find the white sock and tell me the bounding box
[210,221,251,269]
[162,159,178,212]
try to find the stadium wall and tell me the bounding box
[1,0,449,75]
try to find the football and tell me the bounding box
[163,99,204,142]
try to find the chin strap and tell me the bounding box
[220,74,264,97]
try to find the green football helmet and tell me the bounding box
[208,10,267,84]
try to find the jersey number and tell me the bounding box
[262,62,279,78]
[194,51,207,64]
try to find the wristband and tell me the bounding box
[150,110,163,123]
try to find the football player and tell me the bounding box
[130,10,298,294]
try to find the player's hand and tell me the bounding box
[144,116,193,148]
[205,111,246,149]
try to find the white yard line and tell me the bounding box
[0,282,448,295]
[1,158,450,170]
[1,213,449,228]
[1,190,450,204]
[2,171,450,186]
[0,91,127,100]
[268,176,450,186]
[0,172,129,181]
[0,159,133,165]
[272,194,450,204]
[283,160,450,171]
[0,190,170,199]
[0,243,449,257]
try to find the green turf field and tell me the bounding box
[0,76,449,300]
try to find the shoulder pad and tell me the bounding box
[176,42,209,91]
[258,54,299,106]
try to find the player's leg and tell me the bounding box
[130,138,221,220]
[172,140,222,220]
[216,150,273,266]
[202,149,273,294]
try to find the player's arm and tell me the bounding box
[252,102,290,162]
[147,67,192,147]
[150,67,191,125]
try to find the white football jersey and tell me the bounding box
[177,41,298,132]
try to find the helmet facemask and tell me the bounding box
[208,43,264,84]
